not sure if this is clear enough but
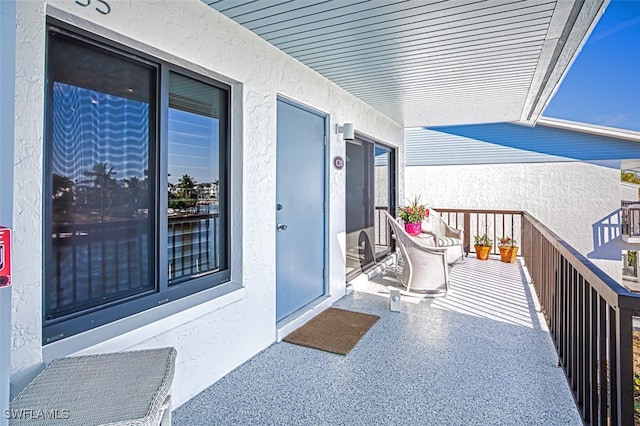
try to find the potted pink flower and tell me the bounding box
[398,196,429,236]
[498,236,518,263]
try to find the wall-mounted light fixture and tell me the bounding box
[336,123,354,141]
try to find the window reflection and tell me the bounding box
[48,74,153,320]
[167,72,226,283]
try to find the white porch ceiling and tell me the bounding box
[204,0,606,127]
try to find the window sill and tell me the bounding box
[43,282,246,362]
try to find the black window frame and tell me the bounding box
[42,21,231,344]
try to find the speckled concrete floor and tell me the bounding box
[173,257,582,426]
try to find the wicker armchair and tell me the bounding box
[383,211,449,295]
[420,209,465,264]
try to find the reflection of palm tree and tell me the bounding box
[83,162,117,222]
[52,173,75,221]
[52,173,74,200]
[178,174,197,190]
[167,174,198,210]
[123,176,141,208]
[177,174,198,207]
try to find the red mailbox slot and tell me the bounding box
[0,227,11,287]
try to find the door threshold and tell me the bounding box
[276,296,333,342]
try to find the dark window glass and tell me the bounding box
[46,33,155,321]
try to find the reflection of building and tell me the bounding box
[197,183,219,204]
[167,181,219,207]
[621,181,640,202]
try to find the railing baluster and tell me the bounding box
[464,213,470,255]
[492,213,497,254]
[213,215,218,268]
[556,255,562,349]
[115,237,120,290]
[615,307,634,425]
[575,275,587,410]
[570,266,578,390]
[101,237,107,296]
[559,256,565,363]
[565,260,571,373]
[547,239,553,327]
[127,239,133,289]
[189,221,194,275]
[609,304,618,425]
[72,238,77,304]
[55,247,62,310]
[590,286,598,425]
[88,239,93,299]
[598,296,607,424]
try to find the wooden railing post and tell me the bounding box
[615,306,635,426]
[463,213,471,255]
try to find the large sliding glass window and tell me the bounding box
[44,25,230,342]
[345,137,395,281]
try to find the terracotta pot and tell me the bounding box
[474,245,491,260]
[404,222,422,236]
[499,246,518,263]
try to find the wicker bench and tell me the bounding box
[9,347,177,426]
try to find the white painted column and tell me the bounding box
[0,1,16,424]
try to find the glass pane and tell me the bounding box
[345,139,375,280]
[46,34,155,321]
[374,145,391,257]
[167,72,226,284]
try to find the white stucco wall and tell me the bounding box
[12,0,403,406]
[405,162,622,282]
[621,181,640,202]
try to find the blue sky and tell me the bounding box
[543,0,640,131]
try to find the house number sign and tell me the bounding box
[75,0,111,15]
[333,156,345,170]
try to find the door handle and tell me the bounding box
[277,223,288,231]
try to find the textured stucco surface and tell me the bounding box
[12,0,403,406]
[405,162,622,282]
[621,182,640,202]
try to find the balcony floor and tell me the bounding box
[173,257,582,425]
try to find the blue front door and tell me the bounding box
[275,99,326,321]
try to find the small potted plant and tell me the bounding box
[474,233,493,260]
[398,196,429,236]
[498,236,518,263]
